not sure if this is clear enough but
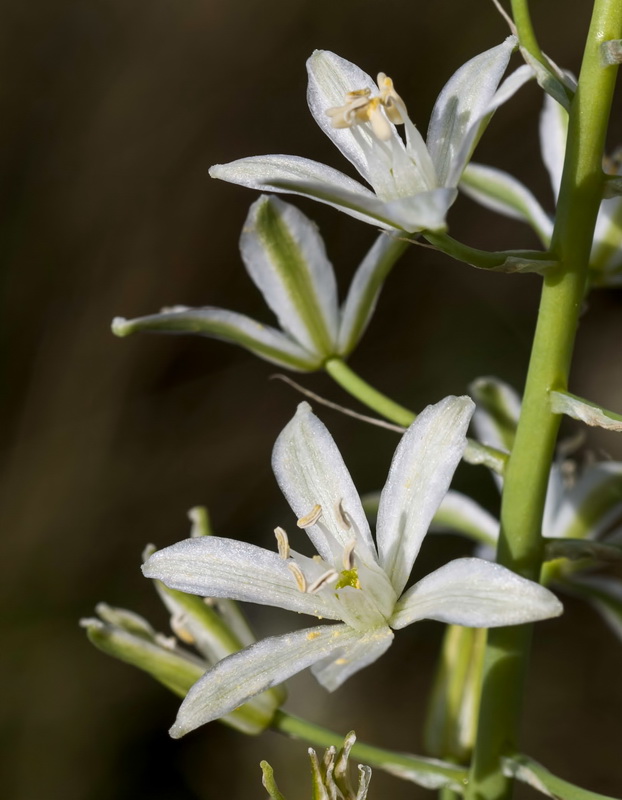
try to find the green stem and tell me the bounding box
[510,0,547,67]
[324,357,508,474]
[324,357,415,428]
[467,2,622,799]
[423,232,554,274]
[271,710,468,790]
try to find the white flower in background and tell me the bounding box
[432,376,622,640]
[143,397,562,738]
[112,195,404,371]
[209,38,531,233]
[461,93,622,287]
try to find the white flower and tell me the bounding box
[433,376,622,639]
[112,195,405,371]
[461,92,622,287]
[143,396,562,737]
[209,39,531,234]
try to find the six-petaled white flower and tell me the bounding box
[209,38,531,233]
[143,396,562,738]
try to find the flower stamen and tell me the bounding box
[307,569,339,594]
[274,526,290,559]
[325,73,408,142]
[342,539,356,570]
[297,504,323,528]
[287,562,307,592]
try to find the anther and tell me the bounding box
[342,539,356,571]
[170,612,195,644]
[307,569,339,594]
[288,562,307,592]
[336,499,352,529]
[274,526,290,559]
[297,504,323,528]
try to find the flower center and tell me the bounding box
[325,73,407,141]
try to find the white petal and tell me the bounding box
[432,490,500,547]
[311,625,394,690]
[112,307,320,371]
[541,464,566,538]
[211,155,453,233]
[591,196,622,276]
[539,93,568,200]
[427,36,517,187]
[390,558,563,629]
[170,624,359,737]
[272,402,377,564]
[547,462,622,541]
[338,233,408,355]
[240,195,339,355]
[377,396,474,595]
[470,376,521,453]
[142,537,340,620]
[306,50,380,183]
[460,163,553,246]
[210,155,394,227]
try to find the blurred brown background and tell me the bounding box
[1,1,621,798]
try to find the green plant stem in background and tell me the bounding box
[271,710,468,790]
[467,2,622,799]
[324,357,507,473]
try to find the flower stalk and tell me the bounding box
[467,2,622,798]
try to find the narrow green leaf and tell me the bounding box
[503,754,621,800]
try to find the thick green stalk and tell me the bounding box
[271,710,468,790]
[467,3,622,799]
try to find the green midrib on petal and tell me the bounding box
[256,199,336,357]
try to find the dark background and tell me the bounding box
[1,1,621,798]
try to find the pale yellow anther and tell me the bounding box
[377,72,406,124]
[288,562,307,592]
[170,613,195,645]
[325,73,407,140]
[297,504,323,528]
[335,499,351,529]
[307,569,339,594]
[342,539,356,571]
[274,526,290,559]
